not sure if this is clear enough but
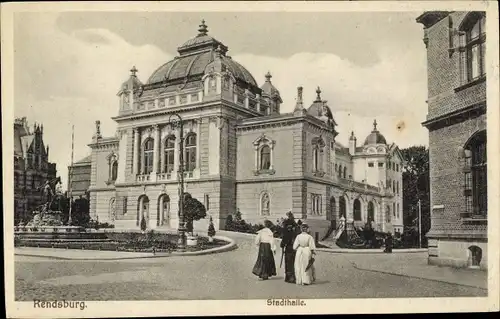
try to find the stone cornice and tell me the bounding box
[111,175,224,188]
[236,112,336,136]
[111,99,262,123]
[87,137,119,149]
[236,175,384,196]
[422,101,486,130]
[416,11,450,28]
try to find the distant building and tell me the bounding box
[417,12,487,269]
[83,21,404,236]
[14,117,57,223]
[67,155,91,200]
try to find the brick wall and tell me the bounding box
[426,12,486,120]
[422,11,487,242]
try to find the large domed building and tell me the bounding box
[81,21,403,236]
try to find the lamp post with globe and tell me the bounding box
[169,113,186,251]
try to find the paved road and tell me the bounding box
[15,234,487,300]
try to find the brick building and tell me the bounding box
[417,12,487,269]
[14,117,57,224]
[67,155,91,200]
[82,21,404,236]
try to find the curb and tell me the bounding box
[14,236,237,261]
[317,248,428,254]
[352,263,488,290]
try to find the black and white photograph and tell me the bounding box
[2,1,499,317]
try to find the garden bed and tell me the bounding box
[15,231,228,253]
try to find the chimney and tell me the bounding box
[349,131,357,155]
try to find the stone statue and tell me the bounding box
[41,180,54,207]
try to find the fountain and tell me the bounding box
[15,177,108,246]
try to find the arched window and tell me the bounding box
[368,201,375,223]
[353,199,362,221]
[143,138,154,174]
[468,245,482,268]
[185,133,197,172]
[339,196,346,218]
[164,136,175,173]
[137,195,150,227]
[111,161,118,181]
[393,203,396,217]
[396,181,400,195]
[338,165,343,178]
[261,192,270,216]
[459,13,486,83]
[397,203,400,218]
[335,163,338,172]
[157,194,170,226]
[343,167,347,179]
[313,147,319,171]
[393,180,396,193]
[260,145,271,170]
[463,130,487,216]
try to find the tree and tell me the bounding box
[183,193,207,235]
[401,145,431,247]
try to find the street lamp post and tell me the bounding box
[68,125,75,225]
[169,113,186,251]
[417,199,422,248]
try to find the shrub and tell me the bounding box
[207,216,216,237]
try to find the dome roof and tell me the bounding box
[120,66,143,93]
[307,87,334,122]
[146,20,258,89]
[364,120,387,145]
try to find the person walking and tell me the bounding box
[252,220,277,280]
[293,223,316,286]
[280,211,299,283]
[384,233,393,253]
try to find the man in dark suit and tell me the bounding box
[281,211,299,283]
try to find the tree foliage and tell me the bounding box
[183,193,207,234]
[401,145,431,247]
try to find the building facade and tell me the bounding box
[84,21,404,236]
[14,117,57,224]
[417,12,487,269]
[67,155,91,200]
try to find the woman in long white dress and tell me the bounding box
[293,223,316,285]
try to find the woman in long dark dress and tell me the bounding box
[252,220,277,280]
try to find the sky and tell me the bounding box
[14,11,429,189]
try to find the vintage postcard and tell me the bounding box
[2,1,499,317]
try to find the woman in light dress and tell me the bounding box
[293,223,316,285]
[252,220,277,280]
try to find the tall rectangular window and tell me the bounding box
[204,194,210,211]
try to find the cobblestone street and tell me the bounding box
[15,233,487,300]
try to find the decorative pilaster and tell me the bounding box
[132,128,139,176]
[153,125,160,174]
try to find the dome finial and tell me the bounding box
[315,86,322,102]
[373,119,378,131]
[130,66,138,76]
[265,71,272,82]
[198,19,208,36]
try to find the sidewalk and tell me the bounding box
[348,253,488,290]
[15,247,154,260]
